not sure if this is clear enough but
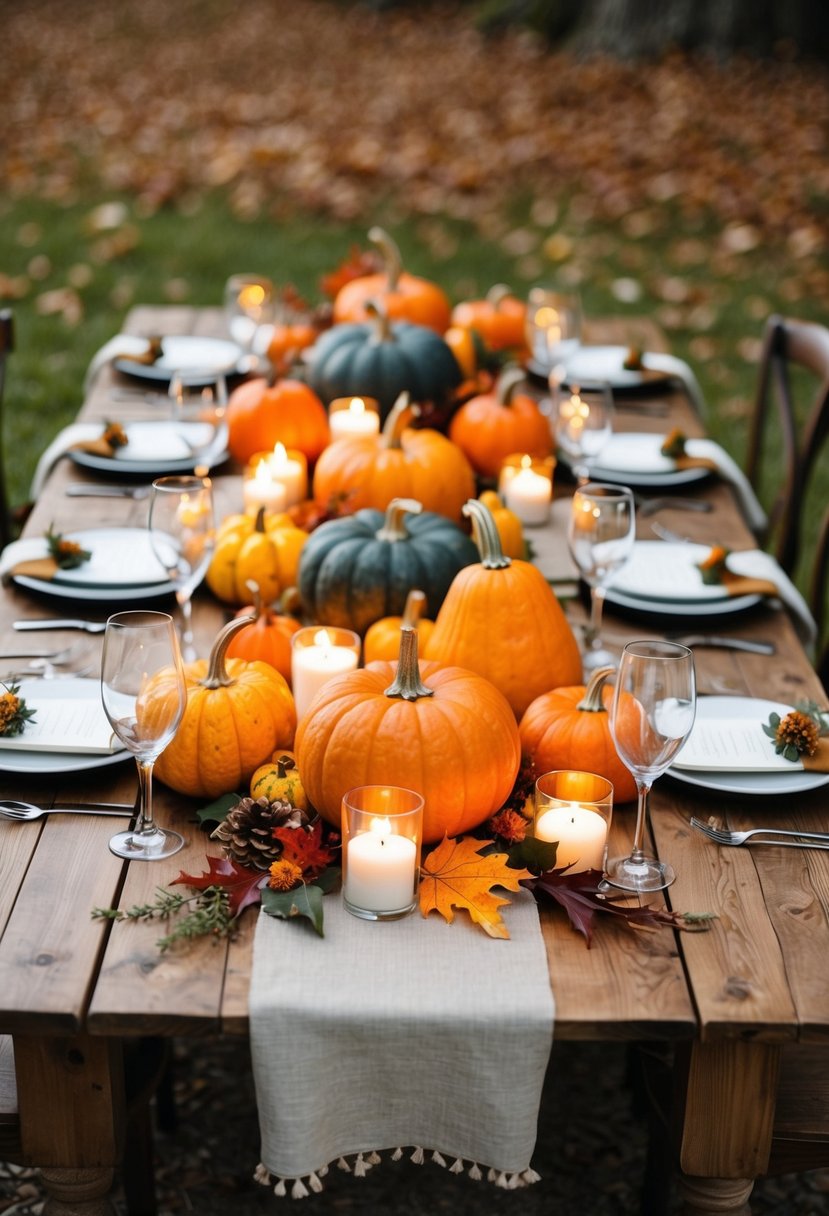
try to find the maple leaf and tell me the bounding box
[171,856,266,919]
[273,821,339,881]
[419,836,532,940]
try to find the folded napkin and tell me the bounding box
[251,890,554,1198]
[29,424,117,499]
[681,439,768,536]
[83,334,159,394]
[645,352,708,419]
[723,549,816,649]
[804,739,829,772]
[0,538,59,584]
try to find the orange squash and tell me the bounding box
[519,666,638,802]
[226,373,330,465]
[152,617,297,799]
[451,284,528,353]
[312,391,475,521]
[477,489,525,560]
[226,581,301,684]
[295,626,520,843]
[449,366,552,479]
[424,498,582,718]
[333,227,451,333]
[363,589,435,664]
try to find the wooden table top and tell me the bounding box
[1,305,827,1062]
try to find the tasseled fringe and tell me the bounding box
[254,1151,541,1197]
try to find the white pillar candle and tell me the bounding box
[243,457,288,514]
[266,442,307,507]
[503,456,552,526]
[329,396,381,439]
[345,817,418,913]
[534,803,608,872]
[291,628,359,721]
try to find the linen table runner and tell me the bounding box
[250,889,554,1198]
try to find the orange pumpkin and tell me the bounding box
[519,666,638,803]
[312,391,475,521]
[477,490,525,560]
[451,284,528,353]
[333,227,451,333]
[363,589,435,664]
[295,626,520,843]
[226,581,301,684]
[226,374,330,465]
[449,366,553,479]
[151,617,297,799]
[424,498,582,718]
[266,320,320,367]
[206,506,308,606]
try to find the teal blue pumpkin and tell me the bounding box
[297,497,479,635]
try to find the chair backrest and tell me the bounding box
[811,505,829,690]
[0,309,14,549]
[745,315,829,576]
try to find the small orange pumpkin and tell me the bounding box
[449,366,553,479]
[477,490,525,560]
[519,666,638,803]
[333,227,451,333]
[451,284,528,353]
[226,373,330,465]
[226,581,301,683]
[363,589,435,664]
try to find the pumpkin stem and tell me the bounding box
[364,297,392,343]
[576,666,616,713]
[244,579,267,622]
[462,499,511,570]
[401,589,426,629]
[384,626,434,701]
[254,505,267,534]
[486,283,512,309]
[375,497,422,542]
[496,364,527,408]
[276,753,297,779]
[381,391,417,449]
[200,615,255,690]
[368,226,403,291]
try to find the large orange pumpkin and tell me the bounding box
[151,617,296,798]
[449,366,553,480]
[519,666,638,803]
[312,391,475,521]
[424,498,582,718]
[333,227,451,333]
[226,374,330,465]
[450,285,528,353]
[295,626,521,844]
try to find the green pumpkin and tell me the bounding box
[304,305,461,421]
[297,497,479,635]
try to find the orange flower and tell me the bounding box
[488,808,527,844]
[268,858,304,891]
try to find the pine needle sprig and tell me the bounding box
[92,885,235,951]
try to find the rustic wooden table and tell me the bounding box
[0,307,827,1216]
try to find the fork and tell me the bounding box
[66,484,151,500]
[0,800,134,820]
[690,817,829,849]
[636,496,713,518]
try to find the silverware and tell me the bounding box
[691,817,829,849]
[13,619,107,634]
[1,646,80,661]
[666,634,775,655]
[65,484,151,500]
[636,496,713,518]
[0,799,134,821]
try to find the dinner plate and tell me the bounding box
[0,678,130,775]
[114,335,244,383]
[604,544,761,616]
[69,420,229,476]
[667,695,829,796]
[12,527,177,602]
[578,432,711,489]
[528,345,674,391]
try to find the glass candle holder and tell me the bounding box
[328,396,381,440]
[498,454,556,526]
[533,770,613,874]
[342,785,424,921]
[291,626,361,722]
[244,443,308,510]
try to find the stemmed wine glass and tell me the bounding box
[525,287,582,373]
[605,640,696,892]
[550,379,614,483]
[223,274,274,372]
[567,482,635,673]
[167,370,228,472]
[148,475,215,663]
[101,611,187,860]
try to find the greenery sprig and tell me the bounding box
[0,681,37,737]
[92,885,235,952]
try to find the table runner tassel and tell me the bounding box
[410,1145,425,1165]
[522,1167,542,1184]
[449,1157,465,1174]
[353,1153,368,1177]
[336,1157,351,1172]
[391,1147,404,1161]
[431,1150,447,1167]
[468,1162,483,1180]
[290,1178,309,1199]
[367,1151,382,1165]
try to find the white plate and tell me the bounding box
[668,695,829,796]
[0,678,130,775]
[69,421,229,476]
[12,527,177,602]
[529,345,674,390]
[582,432,710,489]
[608,542,734,604]
[114,336,243,382]
[605,585,761,618]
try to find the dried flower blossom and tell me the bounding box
[764,709,820,762]
[0,682,36,737]
[45,524,92,569]
[488,809,528,844]
[268,858,304,891]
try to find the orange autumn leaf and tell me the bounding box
[419,836,532,940]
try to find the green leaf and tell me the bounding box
[261,882,326,936]
[313,865,341,895]
[508,835,559,873]
[196,792,242,826]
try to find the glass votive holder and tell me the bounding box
[498,453,556,526]
[290,626,361,722]
[243,453,289,514]
[328,396,381,440]
[342,785,424,921]
[533,770,613,874]
[244,443,308,510]
[524,287,582,368]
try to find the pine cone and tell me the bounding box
[776,711,820,758]
[211,796,306,871]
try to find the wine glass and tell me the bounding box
[223,274,274,372]
[149,475,215,663]
[101,611,187,860]
[525,287,582,374]
[167,370,228,474]
[567,482,635,673]
[551,378,614,482]
[605,640,696,892]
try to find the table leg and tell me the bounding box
[677,1174,754,1214]
[38,1167,116,1216]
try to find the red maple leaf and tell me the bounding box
[171,856,266,918]
[273,821,338,880]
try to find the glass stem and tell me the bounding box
[176,589,195,662]
[135,758,156,837]
[586,585,606,651]
[630,781,650,863]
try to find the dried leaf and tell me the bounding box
[171,855,265,919]
[273,821,338,880]
[419,836,532,940]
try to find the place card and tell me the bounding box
[0,695,120,755]
[672,718,802,772]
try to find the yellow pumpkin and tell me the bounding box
[206,506,308,605]
[363,588,435,664]
[477,490,525,560]
[151,617,297,798]
[250,750,309,810]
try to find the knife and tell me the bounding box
[13,619,108,634]
[666,634,775,655]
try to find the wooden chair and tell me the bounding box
[810,504,829,689]
[745,314,829,575]
[0,309,13,549]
